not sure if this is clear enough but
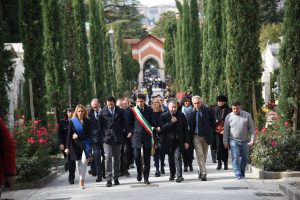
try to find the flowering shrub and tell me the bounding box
[14,119,52,183]
[251,112,300,171]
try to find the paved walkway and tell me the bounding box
[2,150,294,200]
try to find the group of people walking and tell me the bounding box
[58,93,256,189]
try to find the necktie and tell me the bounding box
[96,111,99,120]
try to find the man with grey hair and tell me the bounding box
[186,96,214,181]
[88,98,105,182]
[160,99,189,182]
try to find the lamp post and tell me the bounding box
[109,27,115,74]
[109,27,115,96]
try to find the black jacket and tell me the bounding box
[88,110,102,144]
[58,118,69,146]
[129,105,154,149]
[186,106,215,145]
[160,111,190,152]
[66,118,91,161]
[99,106,126,145]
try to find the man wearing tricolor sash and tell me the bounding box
[128,94,154,184]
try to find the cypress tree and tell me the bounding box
[99,0,113,98]
[189,0,201,95]
[1,0,20,42]
[278,0,300,129]
[225,0,262,112]
[73,0,92,104]
[113,24,125,97]
[175,0,183,91]
[206,0,223,104]
[122,44,139,90]
[162,12,177,81]
[182,0,191,91]
[0,3,14,118]
[61,0,80,107]
[89,0,103,99]
[42,0,66,116]
[19,0,47,121]
[258,0,278,24]
[200,2,210,101]
[220,0,227,95]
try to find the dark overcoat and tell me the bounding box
[66,118,91,161]
[160,111,190,153]
[99,106,126,145]
[128,105,154,149]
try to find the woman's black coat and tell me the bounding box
[66,118,91,161]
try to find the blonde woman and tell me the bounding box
[65,104,92,189]
[151,98,164,177]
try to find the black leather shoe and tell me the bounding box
[96,176,102,182]
[161,167,165,174]
[201,174,207,181]
[88,170,96,177]
[169,175,175,181]
[189,165,193,171]
[124,170,130,177]
[155,171,161,177]
[176,176,184,183]
[137,174,142,182]
[217,160,222,170]
[69,179,74,184]
[144,179,150,184]
[224,161,228,170]
[184,166,188,172]
[114,179,120,185]
[106,180,112,187]
[102,172,106,179]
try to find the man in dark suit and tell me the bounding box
[88,99,105,182]
[119,98,131,177]
[58,108,76,184]
[160,99,190,183]
[186,96,215,181]
[99,97,126,187]
[128,94,153,184]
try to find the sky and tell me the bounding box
[139,0,175,7]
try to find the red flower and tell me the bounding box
[255,128,259,135]
[284,122,289,127]
[33,120,39,125]
[37,130,42,137]
[39,138,46,145]
[27,137,35,144]
[15,114,19,119]
[39,127,48,135]
[261,127,267,133]
[270,139,277,147]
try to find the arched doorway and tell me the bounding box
[124,34,165,86]
[143,58,160,80]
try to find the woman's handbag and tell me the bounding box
[215,120,224,134]
[64,155,70,171]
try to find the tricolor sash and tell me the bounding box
[132,106,155,155]
[131,106,153,136]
